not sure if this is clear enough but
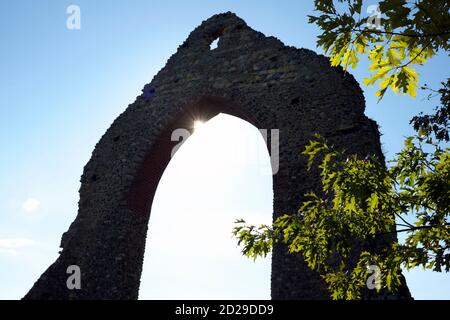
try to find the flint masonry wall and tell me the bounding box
[24,12,410,300]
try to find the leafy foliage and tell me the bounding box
[411,78,450,142]
[233,132,449,299]
[309,0,450,99]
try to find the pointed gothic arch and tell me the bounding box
[24,12,409,300]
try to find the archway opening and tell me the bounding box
[138,113,273,299]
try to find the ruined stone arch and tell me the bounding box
[24,12,409,300]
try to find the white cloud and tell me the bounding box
[0,238,37,255]
[22,198,40,212]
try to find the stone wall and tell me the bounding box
[24,12,410,300]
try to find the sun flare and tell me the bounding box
[194,120,205,131]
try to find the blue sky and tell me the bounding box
[0,1,448,299]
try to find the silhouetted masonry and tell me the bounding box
[24,12,411,300]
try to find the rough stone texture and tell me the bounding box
[24,12,411,300]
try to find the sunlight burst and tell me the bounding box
[194,120,205,131]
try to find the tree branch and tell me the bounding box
[353,28,450,38]
[378,223,450,236]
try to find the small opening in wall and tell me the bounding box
[210,38,219,50]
